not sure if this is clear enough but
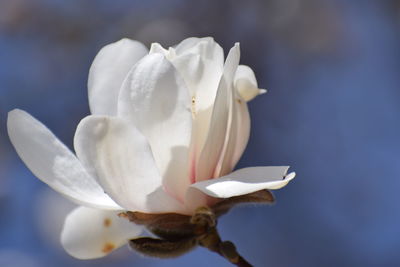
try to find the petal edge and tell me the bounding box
[190,166,295,198]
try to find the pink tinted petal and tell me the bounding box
[61,206,143,259]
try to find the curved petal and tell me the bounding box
[74,115,186,213]
[88,38,148,115]
[190,167,295,198]
[174,37,204,54]
[174,37,223,62]
[216,65,266,175]
[151,38,224,98]
[61,206,143,259]
[149,42,174,59]
[173,37,224,98]
[169,53,203,96]
[230,98,251,168]
[217,83,250,177]
[7,109,120,210]
[234,65,266,102]
[195,43,240,181]
[216,82,240,177]
[118,53,192,202]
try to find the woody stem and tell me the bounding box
[197,227,253,267]
[215,243,253,267]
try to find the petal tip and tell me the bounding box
[259,89,267,95]
[7,108,24,119]
[285,172,296,181]
[119,37,132,43]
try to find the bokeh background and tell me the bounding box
[1,0,400,266]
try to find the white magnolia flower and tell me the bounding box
[7,37,295,260]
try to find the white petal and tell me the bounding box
[88,38,148,115]
[217,83,250,177]
[174,37,203,53]
[151,38,225,174]
[230,98,251,168]
[174,37,221,59]
[149,42,168,54]
[74,115,186,213]
[173,37,224,111]
[190,167,296,198]
[216,65,265,175]
[118,53,192,202]
[217,65,266,175]
[61,206,142,259]
[149,42,175,59]
[170,53,203,96]
[195,44,240,181]
[7,109,120,210]
[234,65,266,102]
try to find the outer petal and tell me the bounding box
[195,44,240,181]
[234,65,266,102]
[7,109,120,210]
[74,115,186,213]
[118,53,192,202]
[61,206,143,259]
[190,167,295,198]
[88,38,148,115]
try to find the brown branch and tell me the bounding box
[212,241,253,267]
[197,226,253,267]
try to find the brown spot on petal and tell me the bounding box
[102,242,115,253]
[103,218,112,227]
[236,98,242,104]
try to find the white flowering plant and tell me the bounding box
[8,37,295,266]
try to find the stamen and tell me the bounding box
[191,96,196,117]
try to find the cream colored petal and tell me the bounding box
[234,65,266,102]
[61,206,143,259]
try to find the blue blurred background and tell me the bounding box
[1,0,400,266]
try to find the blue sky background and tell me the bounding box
[1,0,400,266]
